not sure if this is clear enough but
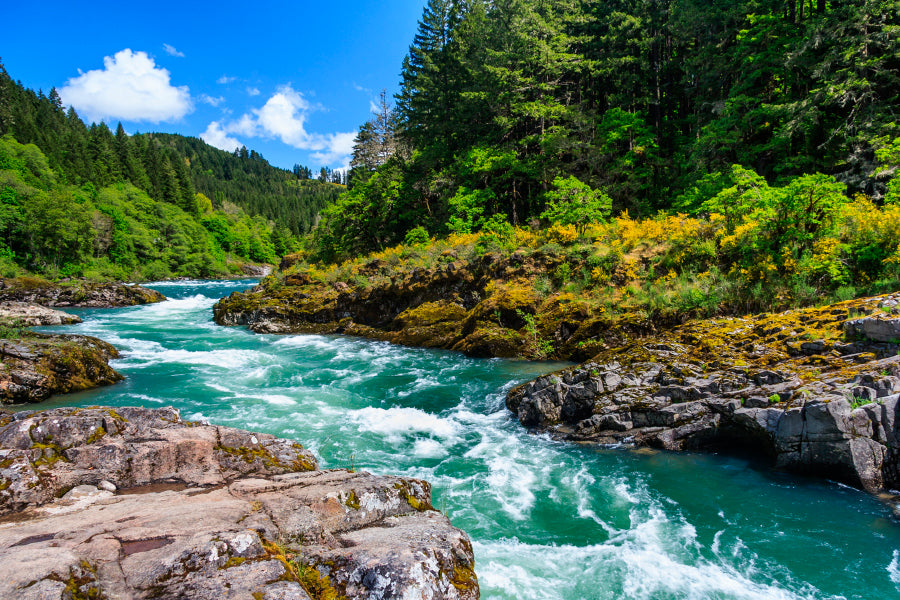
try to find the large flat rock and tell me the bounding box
[0,407,478,600]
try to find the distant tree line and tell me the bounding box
[0,62,343,237]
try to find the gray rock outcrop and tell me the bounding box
[0,278,166,307]
[508,356,900,493]
[0,407,478,600]
[0,301,81,326]
[506,293,900,496]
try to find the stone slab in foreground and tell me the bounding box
[0,407,478,600]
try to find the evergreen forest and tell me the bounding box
[320,0,900,259]
[302,0,900,313]
[0,63,343,280]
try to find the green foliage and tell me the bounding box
[0,65,341,258]
[314,0,900,258]
[0,135,276,280]
[404,225,430,246]
[541,177,612,237]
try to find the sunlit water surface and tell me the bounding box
[32,279,900,599]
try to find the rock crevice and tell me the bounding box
[507,294,900,495]
[0,407,478,600]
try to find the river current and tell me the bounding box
[33,279,900,599]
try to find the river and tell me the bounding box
[33,279,900,599]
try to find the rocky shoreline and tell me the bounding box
[0,277,166,308]
[0,301,125,404]
[215,257,900,498]
[213,250,639,361]
[0,332,122,404]
[0,406,478,600]
[507,294,900,496]
[0,278,166,404]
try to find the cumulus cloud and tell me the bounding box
[163,43,185,57]
[217,75,236,84]
[218,85,355,166]
[199,94,225,107]
[310,132,356,166]
[59,49,192,123]
[200,121,242,152]
[247,87,260,96]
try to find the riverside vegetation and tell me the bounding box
[214,0,900,504]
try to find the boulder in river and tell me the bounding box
[0,406,479,600]
[0,333,122,404]
[0,301,81,326]
[0,277,165,307]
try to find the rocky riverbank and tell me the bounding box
[0,332,122,404]
[507,293,900,495]
[213,250,647,361]
[0,301,82,326]
[213,254,900,496]
[0,277,166,308]
[0,301,123,404]
[0,406,478,600]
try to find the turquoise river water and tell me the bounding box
[31,279,900,599]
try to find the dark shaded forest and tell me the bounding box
[317,0,900,259]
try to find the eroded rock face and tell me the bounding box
[0,278,166,307]
[0,301,81,326]
[505,294,900,495]
[508,356,900,494]
[0,333,122,404]
[0,407,478,600]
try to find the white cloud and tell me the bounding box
[311,132,356,166]
[247,86,260,96]
[199,94,225,107]
[218,85,355,166]
[163,43,185,57]
[200,121,242,152]
[60,49,192,123]
[217,75,236,84]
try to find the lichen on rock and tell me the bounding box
[0,407,478,600]
[506,292,900,496]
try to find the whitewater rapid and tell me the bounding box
[36,280,900,600]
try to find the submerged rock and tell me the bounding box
[0,407,478,600]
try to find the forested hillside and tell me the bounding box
[0,62,347,280]
[0,63,342,237]
[318,0,900,261]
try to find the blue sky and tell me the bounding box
[1,0,425,170]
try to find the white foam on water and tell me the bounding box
[124,346,267,370]
[350,407,461,443]
[273,335,339,351]
[128,393,165,404]
[412,438,448,459]
[236,393,296,406]
[396,373,443,398]
[129,294,215,318]
[889,550,900,587]
[144,278,255,286]
[473,528,825,600]
[205,382,233,394]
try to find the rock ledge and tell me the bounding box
[0,407,478,600]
